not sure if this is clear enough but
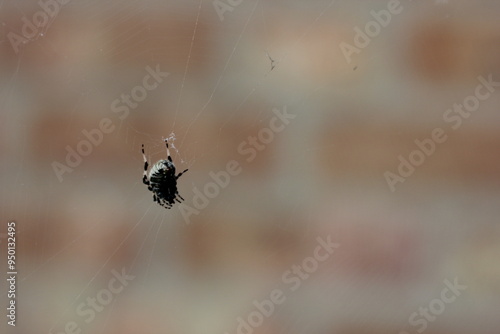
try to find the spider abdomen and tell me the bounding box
[149,161,174,181]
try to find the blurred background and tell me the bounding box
[1,0,500,333]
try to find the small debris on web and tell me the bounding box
[266,51,276,72]
[163,132,185,164]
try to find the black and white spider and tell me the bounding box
[141,140,188,209]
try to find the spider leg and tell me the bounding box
[176,169,188,179]
[141,144,150,186]
[160,198,172,209]
[176,192,185,202]
[164,140,173,163]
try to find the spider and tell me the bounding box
[141,140,188,209]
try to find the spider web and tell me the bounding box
[3,0,341,332]
[1,1,476,334]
